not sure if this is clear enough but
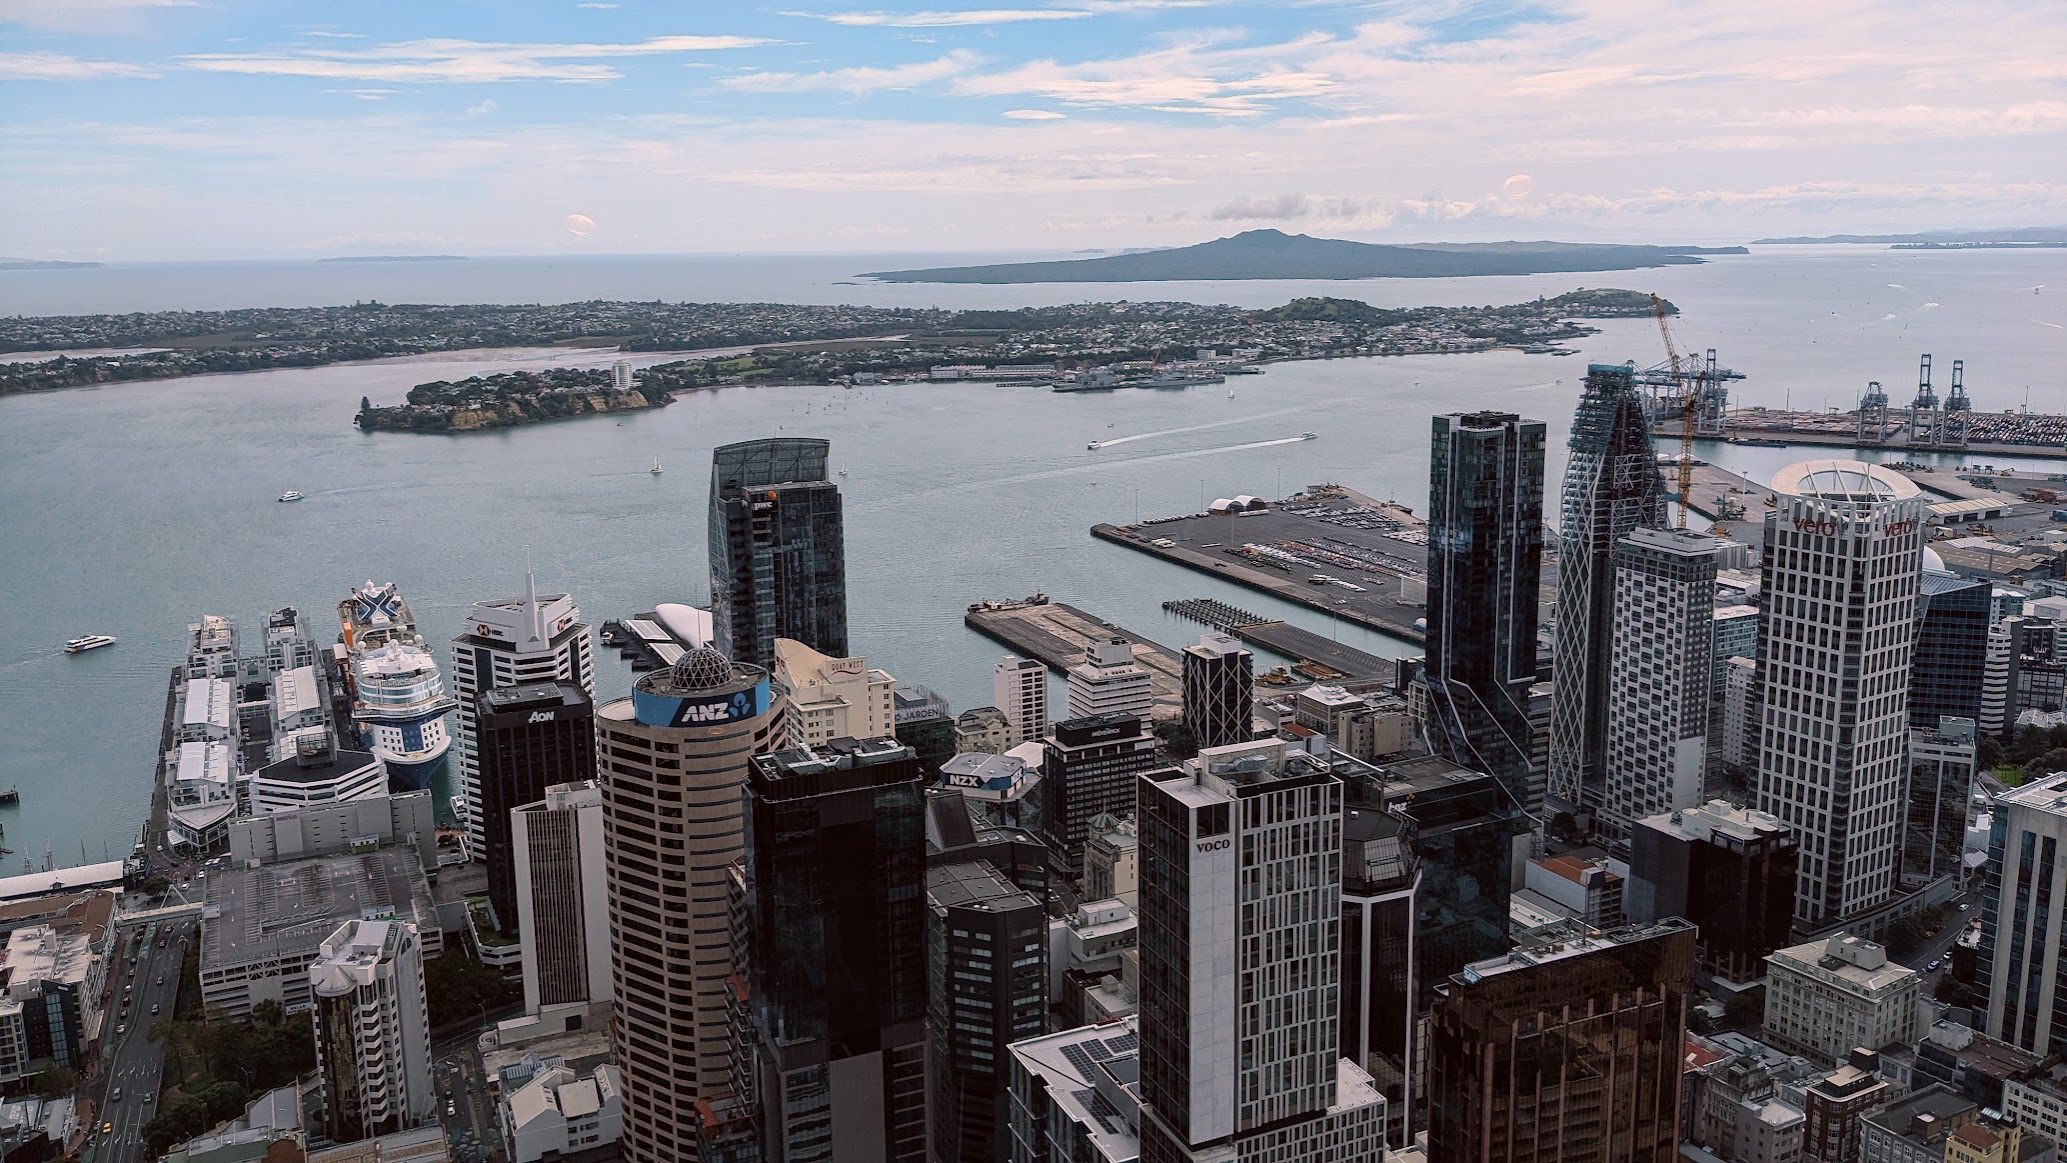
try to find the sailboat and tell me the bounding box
[650,457,663,476]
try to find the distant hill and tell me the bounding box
[318,255,468,263]
[0,259,102,270]
[1752,227,2067,244]
[860,230,1745,284]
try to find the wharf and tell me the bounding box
[1660,417,2067,461]
[1682,463,1776,549]
[1162,598,1396,685]
[963,597,1185,720]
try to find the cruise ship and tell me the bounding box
[338,581,455,789]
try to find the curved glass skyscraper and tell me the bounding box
[708,438,849,671]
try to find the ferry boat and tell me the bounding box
[278,491,305,503]
[338,581,454,789]
[64,635,118,654]
[1300,431,1318,440]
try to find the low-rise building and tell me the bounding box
[771,637,894,749]
[2003,1072,2067,1157]
[939,751,1046,833]
[250,744,388,816]
[1048,899,1136,1029]
[0,917,109,1084]
[1858,1082,1976,1163]
[1765,934,1919,1066]
[1802,1050,1894,1163]
[1734,1098,1806,1163]
[500,1061,624,1163]
[1521,854,1624,927]
[1005,1018,1141,1163]
[229,789,437,870]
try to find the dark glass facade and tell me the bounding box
[709,437,849,670]
[1384,758,1525,1005]
[1912,573,1990,727]
[1548,364,1665,816]
[474,681,596,936]
[1420,411,1548,812]
[924,861,1047,1163]
[1039,713,1161,873]
[1180,635,1253,750]
[744,737,928,1163]
[1427,919,1696,1163]
[1627,805,1798,985]
[1341,804,1417,1146]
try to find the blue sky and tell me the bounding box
[3,0,2063,259]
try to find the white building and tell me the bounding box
[1754,460,1926,928]
[1720,656,1760,771]
[186,614,239,679]
[1713,604,1761,685]
[995,654,1050,748]
[1763,933,1919,1066]
[1982,771,2067,1055]
[1601,527,1718,838]
[772,637,894,749]
[449,574,594,860]
[230,789,437,870]
[1981,623,2012,735]
[1065,637,1153,722]
[178,676,234,743]
[250,746,388,816]
[308,919,434,1144]
[501,1061,624,1163]
[512,781,611,1015]
[1006,1018,1143,1163]
[1136,739,1387,1161]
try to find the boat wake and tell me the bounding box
[856,434,1315,511]
[1092,407,1303,450]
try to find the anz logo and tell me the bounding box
[679,691,756,725]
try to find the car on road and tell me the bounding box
[1960,903,1970,911]
[150,1003,160,1015]
[156,976,163,985]
[1930,958,1944,971]
[101,1123,112,1135]
[112,1089,121,1102]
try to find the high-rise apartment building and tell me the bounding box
[1905,716,1977,890]
[1340,794,1418,1146]
[1753,460,1925,928]
[512,780,611,1014]
[474,681,596,936]
[1982,621,2014,735]
[1719,656,1759,771]
[451,574,594,861]
[1418,411,1547,812]
[708,437,848,670]
[995,655,1050,749]
[1136,739,1388,1163]
[1180,632,1253,751]
[1981,770,2067,1055]
[1066,637,1154,722]
[1713,604,1761,685]
[925,861,1047,1163]
[772,636,894,749]
[1627,801,1797,985]
[742,737,928,1163]
[309,919,433,1145]
[1600,527,1718,839]
[1548,363,1666,819]
[597,648,774,1163]
[1040,714,1161,874]
[1913,571,1991,728]
[1426,917,1696,1163]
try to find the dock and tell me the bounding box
[1162,599,1396,685]
[1682,463,1777,549]
[964,597,1185,720]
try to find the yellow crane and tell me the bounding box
[1651,293,1696,530]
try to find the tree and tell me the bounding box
[423,941,521,1028]
[1722,988,1765,1030]
[2031,748,2067,777]
[29,1067,78,1099]
[1936,976,1979,1008]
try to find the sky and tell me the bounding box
[2,0,2064,260]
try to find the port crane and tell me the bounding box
[1650,294,1697,530]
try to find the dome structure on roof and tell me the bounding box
[1769,459,1922,503]
[671,646,736,691]
[1923,545,1947,573]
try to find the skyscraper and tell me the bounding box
[1040,713,1161,874]
[742,737,928,1163]
[451,573,594,862]
[709,437,848,670]
[512,780,611,1014]
[1913,570,1991,728]
[925,861,1047,1163]
[1136,739,1388,1163]
[1426,917,1696,1163]
[1180,632,1253,751]
[1340,796,1418,1146]
[1904,717,1977,891]
[474,681,596,936]
[1627,801,1798,985]
[1419,411,1547,813]
[1066,637,1153,721]
[1753,460,1925,928]
[994,654,1049,748]
[1547,363,1666,820]
[309,919,434,1145]
[597,647,774,1163]
[1980,770,2067,1055]
[1600,527,1718,839]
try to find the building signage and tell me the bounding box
[1792,517,1841,535]
[634,678,771,729]
[1196,838,1231,853]
[945,772,982,789]
[527,710,556,724]
[1883,520,1916,537]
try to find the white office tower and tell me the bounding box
[309,919,434,1145]
[1137,739,1387,1163]
[611,359,633,392]
[1981,622,2012,735]
[1066,636,1154,721]
[513,781,612,1016]
[1600,528,1718,840]
[995,654,1050,748]
[1754,461,1925,929]
[771,636,894,749]
[1983,771,2067,1054]
[1719,657,1759,771]
[450,573,594,859]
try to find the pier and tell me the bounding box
[1162,599,1396,685]
[964,597,1185,720]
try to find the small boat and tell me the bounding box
[1300,431,1318,440]
[278,491,305,502]
[837,469,848,477]
[650,458,663,476]
[1228,389,1236,399]
[64,635,118,654]
[1087,441,1101,451]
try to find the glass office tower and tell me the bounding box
[709,437,849,670]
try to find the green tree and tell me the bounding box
[29,1067,78,1099]
[1722,987,1765,1030]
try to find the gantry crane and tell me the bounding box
[1650,294,1695,530]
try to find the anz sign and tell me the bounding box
[634,679,771,730]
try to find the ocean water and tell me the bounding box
[0,246,2062,869]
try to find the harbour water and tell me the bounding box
[1,246,2061,866]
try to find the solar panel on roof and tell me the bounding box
[1061,1043,1100,1077]
[1104,1031,1139,1054]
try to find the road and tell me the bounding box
[433,1030,500,1163]
[1910,886,1983,983]
[88,917,192,1163]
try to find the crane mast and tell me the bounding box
[1650,294,1695,530]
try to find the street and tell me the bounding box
[433,1030,500,1163]
[88,916,192,1163]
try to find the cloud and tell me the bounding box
[1208,192,1309,220]
[784,8,1093,27]
[467,99,498,115]
[723,50,979,94]
[179,34,772,84]
[0,0,195,32]
[576,2,619,7]
[954,36,1341,115]
[1002,108,1068,119]
[0,51,155,80]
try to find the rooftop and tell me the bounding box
[1864,1082,1974,1143]
[203,846,434,972]
[1458,917,1697,981]
[1007,1018,1142,1162]
[252,746,381,787]
[927,861,1039,916]
[1770,459,1923,503]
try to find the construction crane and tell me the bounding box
[1651,294,1696,530]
